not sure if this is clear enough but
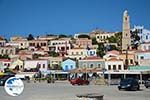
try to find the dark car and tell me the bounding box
[144,79,150,88]
[118,78,140,91]
[69,78,89,85]
[0,74,15,86]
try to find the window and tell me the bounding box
[29,43,32,46]
[118,65,121,70]
[97,64,101,68]
[144,46,147,50]
[140,56,144,59]
[43,64,45,68]
[103,36,105,39]
[146,35,148,40]
[20,66,23,68]
[1,49,4,54]
[72,52,74,55]
[70,65,73,69]
[81,52,83,55]
[76,52,78,55]
[43,43,46,46]
[5,49,8,54]
[10,50,13,54]
[100,36,102,39]
[130,59,133,64]
[83,64,86,68]
[90,64,94,68]
[97,36,99,39]
[33,43,35,46]
[113,65,116,70]
[66,47,69,50]
[90,51,93,55]
[65,65,68,70]
[38,64,41,68]
[108,65,111,70]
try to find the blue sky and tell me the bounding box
[0,0,149,38]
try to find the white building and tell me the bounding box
[105,58,124,71]
[96,32,115,43]
[0,59,11,68]
[0,40,6,47]
[24,59,49,72]
[66,47,97,60]
[135,51,150,66]
[139,42,150,51]
[0,46,16,55]
[9,59,23,71]
[132,26,150,43]
[48,38,71,56]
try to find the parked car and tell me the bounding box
[144,79,150,88]
[69,78,89,85]
[0,74,15,86]
[118,78,140,91]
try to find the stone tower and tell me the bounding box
[122,10,131,50]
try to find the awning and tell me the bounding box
[70,68,103,73]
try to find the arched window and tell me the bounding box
[90,64,94,68]
[97,64,101,68]
[1,49,4,54]
[5,49,8,54]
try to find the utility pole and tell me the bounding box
[125,45,129,70]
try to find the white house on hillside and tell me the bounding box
[24,59,49,73]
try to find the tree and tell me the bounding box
[0,54,10,59]
[92,37,98,45]
[131,30,140,50]
[107,32,122,50]
[27,34,34,40]
[78,34,90,39]
[107,32,122,46]
[97,43,105,57]
[48,51,59,57]
[33,54,42,59]
[58,34,67,38]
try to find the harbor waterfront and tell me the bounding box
[0,81,150,100]
[0,1,150,100]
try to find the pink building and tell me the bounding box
[76,38,92,48]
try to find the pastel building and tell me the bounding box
[0,40,6,47]
[0,46,16,55]
[0,59,11,68]
[48,38,71,56]
[139,42,150,51]
[9,59,24,71]
[96,32,115,43]
[78,57,104,69]
[24,59,49,72]
[28,40,48,51]
[132,26,150,43]
[75,38,92,48]
[104,50,135,70]
[39,56,63,70]
[10,39,29,49]
[61,58,76,71]
[135,51,150,66]
[66,47,97,60]
[105,58,124,71]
